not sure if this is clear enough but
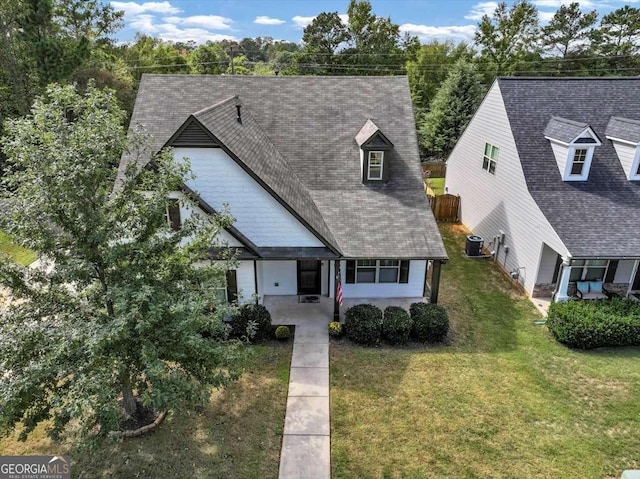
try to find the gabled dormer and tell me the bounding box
[355,119,393,184]
[605,117,640,181]
[544,116,601,182]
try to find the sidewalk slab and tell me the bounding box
[289,367,329,397]
[283,396,330,436]
[279,435,330,479]
[294,327,329,344]
[291,343,329,368]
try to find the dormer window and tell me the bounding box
[544,116,601,182]
[367,151,384,180]
[356,119,393,184]
[605,117,640,181]
[570,148,587,176]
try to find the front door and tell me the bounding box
[297,260,321,295]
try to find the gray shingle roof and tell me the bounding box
[355,119,380,146]
[498,77,640,258]
[543,116,589,143]
[118,75,446,260]
[606,116,640,144]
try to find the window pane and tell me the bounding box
[488,160,496,174]
[368,165,382,179]
[586,259,607,267]
[356,269,376,283]
[569,267,583,282]
[491,145,499,160]
[482,157,489,170]
[369,151,383,163]
[379,259,399,267]
[216,287,227,303]
[570,161,584,175]
[484,143,491,156]
[357,259,376,267]
[167,198,181,231]
[584,268,606,281]
[379,268,399,283]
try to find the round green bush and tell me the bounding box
[547,299,640,349]
[383,306,412,344]
[328,321,343,338]
[231,303,272,341]
[344,304,383,346]
[275,325,291,341]
[410,302,449,342]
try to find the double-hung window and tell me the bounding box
[482,143,499,175]
[356,260,377,283]
[570,149,588,176]
[367,151,383,180]
[349,260,409,284]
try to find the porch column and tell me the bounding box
[253,260,259,304]
[554,257,572,302]
[627,260,639,298]
[430,260,442,304]
[333,260,340,321]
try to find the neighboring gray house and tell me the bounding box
[117,75,447,310]
[447,77,640,302]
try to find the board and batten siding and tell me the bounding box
[446,81,569,295]
[173,147,324,248]
[328,260,426,298]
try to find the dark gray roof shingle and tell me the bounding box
[543,116,589,143]
[118,75,446,260]
[499,77,640,258]
[605,116,640,144]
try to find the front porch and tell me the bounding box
[533,243,640,303]
[265,295,427,325]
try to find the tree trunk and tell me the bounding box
[120,371,138,418]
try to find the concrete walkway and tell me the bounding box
[269,299,330,479]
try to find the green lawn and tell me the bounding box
[0,231,37,266]
[427,177,446,195]
[0,342,292,479]
[331,224,640,479]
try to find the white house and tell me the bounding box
[447,77,640,302]
[117,75,447,315]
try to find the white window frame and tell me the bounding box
[367,151,384,180]
[356,259,401,284]
[569,148,588,176]
[569,259,610,282]
[482,143,499,175]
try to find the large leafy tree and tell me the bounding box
[592,6,640,73]
[474,0,540,76]
[0,84,241,441]
[541,2,598,59]
[418,59,484,160]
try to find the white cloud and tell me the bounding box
[153,23,236,43]
[464,2,499,20]
[539,10,557,22]
[111,1,181,16]
[292,15,316,29]
[254,16,286,25]
[400,23,477,42]
[163,15,233,30]
[129,13,158,32]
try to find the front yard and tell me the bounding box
[0,343,291,479]
[331,224,640,478]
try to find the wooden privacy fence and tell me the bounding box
[428,193,460,222]
[421,161,446,178]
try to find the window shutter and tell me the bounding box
[226,270,238,303]
[605,260,618,283]
[382,152,390,183]
[346,261,355,284]
[399,260,410,283]
[167,199,181,231]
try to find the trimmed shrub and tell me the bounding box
[344,304,383,346]
[547,299,640,349]
[231,303,272,341]
[410,302,449,342]
[383,306,412,344]
[275,325,291,341]
[328,321,344,338]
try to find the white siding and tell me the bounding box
[260,261,297,295]
[446,81,569,295]
[550,142,569,178]
[615,259,636,283]
[236,260,256,303]
[174,147,323,247]
[612,142,640,181]
[336,260,426,298]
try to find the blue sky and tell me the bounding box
[110,0,635,45]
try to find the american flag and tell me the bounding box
[336,277,344,307]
